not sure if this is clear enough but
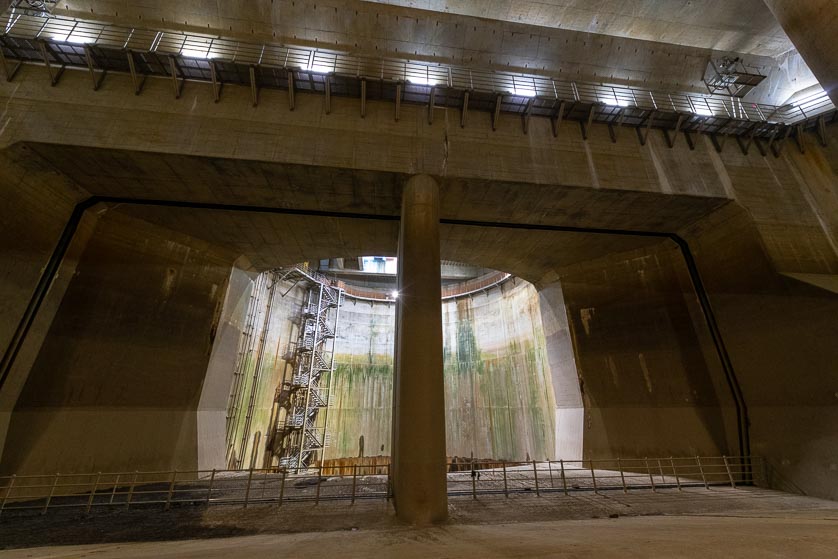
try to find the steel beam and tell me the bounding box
[663,113,684,148]
[126,50,146,95]
[817,115,828,147]
[428,86,435,125]
[37,41,64,86]
[793,124,805,154]
[460,90,469,128]
[287,71,295,111]
[522,98,533,135]
[83,45,106,91]
[360,78,367,118]
[0,48,22,82]
[210,61,223,103]
[771,125,792,157]
[249,65,259,107]
[168,56,184,99]
[394,82,401,121]
[709,133,726,153]
[550,100,566,138]
[607,108,624,143]
[325,74,332,115]
[580,103,597,140]
[735,135,750,156]
[683,130,696,151]
[637,110,656,146]
[492,94,502,131]
[753,136,767,157]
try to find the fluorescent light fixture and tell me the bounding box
[406,76,436,87]
[53,34,92,44]
[181,48,212,59]
[514,87,537,98]
[308,64,333,74]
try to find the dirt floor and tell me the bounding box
[2,486,838,557]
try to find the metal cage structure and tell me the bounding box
[704,56,767,98]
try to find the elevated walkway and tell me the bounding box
[1,11,836,155]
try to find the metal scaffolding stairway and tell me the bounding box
[272,265,343,472]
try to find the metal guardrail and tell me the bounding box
[0,464,391,515]
[0,456,760,516]
[448,456,760,499]
[1,11,834,129]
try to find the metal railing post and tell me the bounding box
[109,474,120,505]
[165,470,177,510]
[645,459,656,492]
[43,473,60,514]
[617,458,627,493]
[261,469,269,501]
[532,461,540,497]
[243,468,254,508]
[560,459,568,495]
[657,459,666,483]
[670,458,681,491]
[351,464,357,504]
[548,460,555,489]
[386,466,391,502]
[590,461,598,493]
[723,456,736,488]
[206,469,216,505]
[471,465,477,500]
[696,456,708,489]
[0,475,15,516]
[279,471,286,506]
[86,472,101,514]
[502,461,508,498]
[126,471,138,509]
[314,466,322,505]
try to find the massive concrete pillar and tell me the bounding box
[763,1,838,104]
[537,282,584,461]
[391,174,447,524]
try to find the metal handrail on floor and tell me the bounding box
[0,455,761,516]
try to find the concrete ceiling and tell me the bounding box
[21,142,729,285]
[53,0,808,101]
[362,0,794,57]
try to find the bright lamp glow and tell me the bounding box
[406,76,436,87]
[514,87,537,98]
[308,64,333,74]
[390,290,399,299]
[181,48,212,59]
[53,34,91,44]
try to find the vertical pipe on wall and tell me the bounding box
[238,272,279,469]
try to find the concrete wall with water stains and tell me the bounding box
[0,211,237,476]
[224,275,307,471]
[325,279,560,462]
[559,241,739,461]
[327,297,397,461]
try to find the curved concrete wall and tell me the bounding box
[326,278,561,462]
